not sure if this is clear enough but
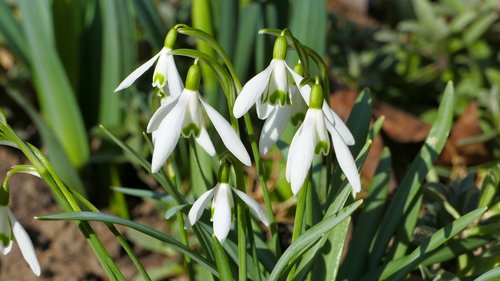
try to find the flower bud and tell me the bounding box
[273,36,287,60]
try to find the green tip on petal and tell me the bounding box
[182,124,201,138]
[269,89,289,106]
[185,64,201,91]
[310,84,324,109]
[164,28,177,49]
[314,141,329,155]
[273,36,287,60]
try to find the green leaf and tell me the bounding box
[212,235,234,281]
[17,0,89,167]
[233,3,260,79]
[339,148,391,280]
[99,0,125,126]
[363,207,486,280]
[131,0,164,50]
[369,82,455,268]
[38,211,219,276]
[113,187,173,203]
[477,166,499,209]
[463,12,498,45]
[289,0,326,60]
[0,0,29,62]
[268,200,363,281]
[474,266,500,281]
[421,237,491,266]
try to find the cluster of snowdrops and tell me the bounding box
[0,25,361,276]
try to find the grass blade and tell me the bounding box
[363,207,486,280]
[212,235,235,281]
[268,200,363,281]
[18,0,89,167]
[339,148,391,280]
[38,211,219,276]
[369,82,455,268]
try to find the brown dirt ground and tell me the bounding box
[0,147,167,281]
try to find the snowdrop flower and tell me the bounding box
[114,29,183,97]
[234,36,303,119]
[258,63,307,154]
[287,71,356,147]
[148,63,251,172]
[0,206,40,276]
[185,163,269,243]
[286,83,361,195]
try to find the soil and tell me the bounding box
[0,147,165,281]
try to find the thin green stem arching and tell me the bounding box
[175,25,280,255]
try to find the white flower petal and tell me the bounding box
[286,113,315,195]
[328,124,361,193]
[233,63,274,118]
[271,60,288,95]
[186,186,217,228]
[166,54,183,97]
[256,99,274,120]
[9,211,40,276]
[147,95,178,133]
[115,49,163,92]
[195,126,216,156]
[329,108,355,146]
[213,184,233,243]
[285,64,307,93]
[199,97,252,166]
[151,93,188,173]
[259,106,290,154]
[233,189,270,226]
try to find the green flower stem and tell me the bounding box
[177,212,196,281]
[243,114,281,256]
[168,163,196,280]
[237,200,248,280]
[287,180,309,281]
[246,214,262,281]
[176,24,280,256]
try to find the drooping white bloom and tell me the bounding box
[0,206,40,276]
[148,64,251,172]
[114,46,183,97]
[114,29,182,96]
[285,84,361,195]
[185,183,269,243]
[234,36,301,120]
[287,71,356,146]
[234,59,305,120]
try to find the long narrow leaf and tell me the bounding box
[369,82,455,268]
[268,200,363,281]
[18,0,89,167]
[38,211,219,276]
[363,207,486,280]
[339,148,391,280]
